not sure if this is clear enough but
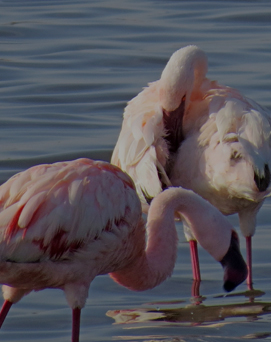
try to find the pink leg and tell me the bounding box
[246,236,253,290]
[189,240,201,281]
[0,300,12,328]
[191,279,201,299]
[72,308,81,342]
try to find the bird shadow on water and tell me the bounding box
[106,282,271,342]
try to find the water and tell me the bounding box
[0,0,271,341]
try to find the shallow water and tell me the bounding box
[0,0,271,341]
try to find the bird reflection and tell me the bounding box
[106,288,268,326]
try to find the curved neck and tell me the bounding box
[110,203,179,291]
[148,188,232,260]
[110,187,232,292]
[160,45,208,111]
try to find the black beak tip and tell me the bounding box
[223,265,248,292]
[223,280,239,292]
[220,231,248,292]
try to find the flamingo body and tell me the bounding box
[0,157,247,341]
[111,45,271,285]
[0,158,142,301]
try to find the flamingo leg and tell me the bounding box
[72,307,81,342]
[246,236,253,290]
[0,300,13,328]
[191,279,201,299]
[189,240,201,281]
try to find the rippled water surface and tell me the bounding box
[0,0,271,341]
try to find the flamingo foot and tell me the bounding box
[0,300,13,328]
[189,240,201,281]
[72,307,81,342]
[246,236,253,290]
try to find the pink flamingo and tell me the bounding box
[0,158,247,341]
[111,45,271,288]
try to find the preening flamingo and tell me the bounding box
[111,45,271,287]
[0,158,247,341]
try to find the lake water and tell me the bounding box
[0,0,271,341]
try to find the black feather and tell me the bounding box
[254,164,271,192]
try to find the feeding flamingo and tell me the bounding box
[111,45,271,287]
[0,158,247,342]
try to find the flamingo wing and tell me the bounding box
[0,159,141,263]
[111,82,170,204]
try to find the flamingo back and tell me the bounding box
[0,159,142,266]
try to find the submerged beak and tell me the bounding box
[220,231,248,292]
[162,95,186,154]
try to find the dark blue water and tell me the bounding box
[0,0,271,341]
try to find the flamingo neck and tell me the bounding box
[160,45,208,112]
[110,198,179,291]
[110,187,233,292]
[150,188,232,261]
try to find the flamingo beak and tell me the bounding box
[220,231,248,292]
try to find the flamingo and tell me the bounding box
[0,158,247,341]
[111,45,271,287]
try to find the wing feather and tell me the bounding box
[111,82,168,203]
[0,159,141,262]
